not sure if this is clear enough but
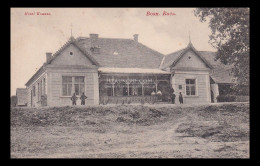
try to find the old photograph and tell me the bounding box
[11,8,249,158]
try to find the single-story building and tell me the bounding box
[24,34,235,107]
[16,88,27,106]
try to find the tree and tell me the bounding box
[194,8,249,95]
[11,96,17,107]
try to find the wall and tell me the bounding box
[175,50,208,68]
[46,67,99,106]
[171,70,211,104]
[16,90,27,106]
[26,72,47,107]
[51,44,94,66]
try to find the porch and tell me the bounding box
[98,73,172,104]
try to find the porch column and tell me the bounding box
[127,83,130,96]
[155,76,158,92]
[210,83,219,103]
[155,81,158,92]
[142,83,144,96]
[112,83,115,96]
[127,76,130,96]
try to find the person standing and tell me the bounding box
[179,92,183,104]
[71,93,78,105]
[171,92,176,104]
[80,92,87,105]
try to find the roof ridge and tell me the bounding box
[50,37,75,62]
[198,50,216,52]
[159,55,166,69]
[76,36,133,40]
[166,47,186,56]
[190,44,214,69]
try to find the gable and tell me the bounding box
[174,50,209,69]
[51,44,95,66]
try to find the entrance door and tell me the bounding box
[157,81,172,102]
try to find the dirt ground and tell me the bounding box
[10,103,249,158]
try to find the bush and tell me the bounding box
[216,95,236,102]
[235,96,249,102]
[216,95,249,102]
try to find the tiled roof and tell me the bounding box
[76,37,164,68]
[25,35,236,87]
[160,48,185,69]
[199,51,236,84]
[16,88,27,106]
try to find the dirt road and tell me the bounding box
[11,103,249,158]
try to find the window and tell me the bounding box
[62,76,72,96]
[33,85,36,96]
[74,76,85,96]
[43,78,46,95]
[62,76,85,96]
[179,85,182,90]
[186,79,196,96]
[40,80,43,95]
[70,52,73,55]
[38,83,40,101]
[90,47,100,54]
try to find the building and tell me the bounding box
[16,88,27,106]
[25,34,235,107]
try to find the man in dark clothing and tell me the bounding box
[179,92,183,104]
[80,92,87,105]
[171,92,176,104]
[71,93,77,105]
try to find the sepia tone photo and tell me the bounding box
[11,8,249,158]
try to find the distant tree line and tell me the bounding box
[11,96,17,107]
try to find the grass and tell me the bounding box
[11,102,249,158]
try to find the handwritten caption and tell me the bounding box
[146,11,176,16]
[25,11,51,16]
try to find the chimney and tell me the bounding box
[133,34,138,42]
[89,33,99,39]
[89,34,100,54]
[46,52,52,63]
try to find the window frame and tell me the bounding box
[74,76,85,96]
[38,82,41,101]
[33,85,36,96]
[43,78,46,95]
[61,75,85,97]
[62,76,73,97]
[185,78,197,96]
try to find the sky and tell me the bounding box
[11,8,215,96]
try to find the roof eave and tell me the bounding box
[48,38,100,67]
[25,65,46,87]
[168,45,214,69]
